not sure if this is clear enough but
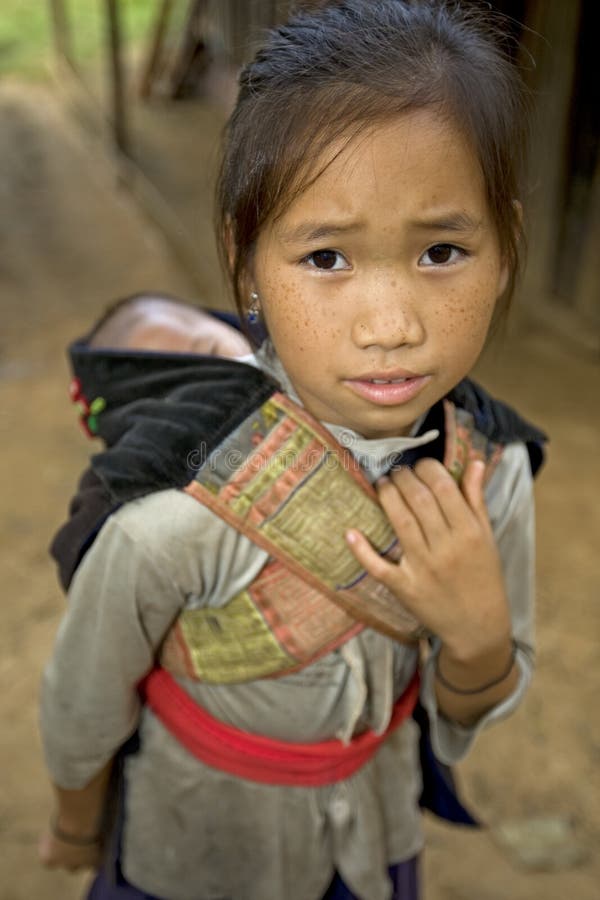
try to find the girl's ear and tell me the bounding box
[237,258,257,315]
[513,199,523,227]
[223,216,236,271]
[238,247,259,317]
[497,199,523,297]
[239,277,257,317]
[512,199,524,247]
[223,219,258,316]
[497,261,510,298]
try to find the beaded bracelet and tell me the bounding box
[434,640,517,695]
[50,816,101,847]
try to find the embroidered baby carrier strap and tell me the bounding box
[160,391,504,686]
[185,391,422,640]
[160,558,363,683]
[141,667,421,786]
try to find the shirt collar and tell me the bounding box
[239,341,439,483]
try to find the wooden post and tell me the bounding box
[139,0,176,99]
[519,0,581,305]
[105,0,129,155]
[48,0,74,69]
[574,152,600,323]
[231,0,249,64]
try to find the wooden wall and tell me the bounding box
[49,0,599,348]
[518,0,598,346]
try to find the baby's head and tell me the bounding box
[217,0,527,322]
[88,293,250,358]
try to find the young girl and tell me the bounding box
[40,2,546,899]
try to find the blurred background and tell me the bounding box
[0,2,598,898]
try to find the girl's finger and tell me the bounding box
[389,465,450,547]
[410,457,473,530]
[376,475,429,555]
[345,528,403,590]
[460,459,490,526]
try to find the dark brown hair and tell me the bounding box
[216,0,530,336]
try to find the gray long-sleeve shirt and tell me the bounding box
[40,365,535,900]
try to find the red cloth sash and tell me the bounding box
[142,668,420,787]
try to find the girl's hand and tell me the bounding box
[38,821,102,872]
[346,457,512,662]
[40,762,112,872]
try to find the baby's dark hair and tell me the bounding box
[216,0,530,330]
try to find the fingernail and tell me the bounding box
[345,530,357,544]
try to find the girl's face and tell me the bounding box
[250,110,508,438]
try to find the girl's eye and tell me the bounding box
[303,249,350,270]
[419,244,465,267]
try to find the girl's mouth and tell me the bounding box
[343,375,430,405]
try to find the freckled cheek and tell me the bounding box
[465,286,497,337]
[429,280,496,338]
[264,292,338,347]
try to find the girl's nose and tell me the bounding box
[350,289,425,351]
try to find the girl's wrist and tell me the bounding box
[436,632,515,691]
[50,814,101,846]
[435,639,517,695]
[440,602,512,665]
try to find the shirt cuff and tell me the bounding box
[419,639,534,765]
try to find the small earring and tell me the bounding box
[247,291,260,324]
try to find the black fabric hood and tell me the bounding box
[68,340,279,502]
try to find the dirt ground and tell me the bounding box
[0,81,598,900]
